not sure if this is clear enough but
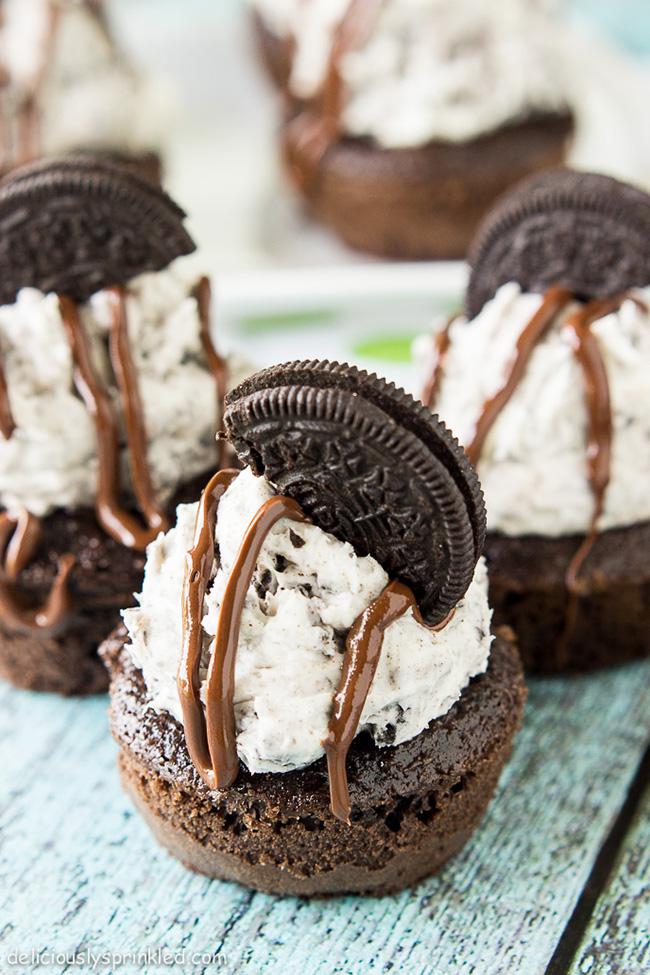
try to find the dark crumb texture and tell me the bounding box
[484,521,650,673]
[0,473,213,695]
[103,628,526,896]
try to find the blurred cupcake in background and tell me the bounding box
[249,0,575,259]
[0,0,172,180]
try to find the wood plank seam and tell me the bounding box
[543,736,650,975]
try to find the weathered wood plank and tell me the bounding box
[567,760,650,975]
[1,663,650,975]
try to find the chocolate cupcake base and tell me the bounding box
[484,521,650,673]
[283,114,574,261]
[0,474,214,696]
[103,628,526,896]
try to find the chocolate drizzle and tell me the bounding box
[59,294,160,551]
[425,286,632,660]
[180,482,311,791]
[178,468,239,788]
[465,286,573,467]
[0,349,15,439]
[282,0,385,190]
[179,473,454,822]
[323,582,452,823]
[0,508,74,633]
[193,275,228,468]
[106,286,169,539]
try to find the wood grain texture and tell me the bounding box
[1,663,650,975]
[568,754,650,975]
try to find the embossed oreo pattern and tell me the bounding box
[223,361,486,626]
[0,156,195,305]
[466,170,650,321]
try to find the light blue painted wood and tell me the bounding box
[1,664,650,975]
[569,771,650,975]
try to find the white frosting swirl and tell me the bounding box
[424,282,650,537]
[252,0,571,146]
[124,467,493,775]
[0,257,249,517]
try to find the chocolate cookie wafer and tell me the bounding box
[224,360,485,626]
[466,169,650,320]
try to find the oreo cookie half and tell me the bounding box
[223,360,486,626]
[466,169,650,321]
[0,155,195,305]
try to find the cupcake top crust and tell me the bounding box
[252,0,571,146]
[123,360,492,822]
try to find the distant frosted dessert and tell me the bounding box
[0,155,248,695]
[103,360,526,897]
[421,168,650,671]
[250,0,574,258]
[0,0,169,177]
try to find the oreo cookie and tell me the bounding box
[0,155,195,305]
[466,169,650,321]
[223,360,486,626]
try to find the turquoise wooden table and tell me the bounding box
[1,660,650,975]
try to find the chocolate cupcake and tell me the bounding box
[0,0,169,179]
[250,0,574,259]
[0,155,248,694]
[422,168,650,672]
[103,360,526,896]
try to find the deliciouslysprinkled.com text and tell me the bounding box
[3,948,231,970]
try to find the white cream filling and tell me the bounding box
[252,0,570,146]
[0,257,249,516]
[124,467,493,775]
[420,281,650,537]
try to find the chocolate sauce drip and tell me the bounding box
[106,286,169,537]
[193,275,229,468]
[178,468,239,786]
[0,508,74,633]
[58,294,161,551]
[282,0,385,190]
[422,317,454,411]
[0,507,42,580]
[466,286,573,467]
[0,350,16,440]
[205,495,312,789]
[323,583,453,823]
[555,295,625,663]
[424,286,632,663]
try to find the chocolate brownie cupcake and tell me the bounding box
[250,0,574,259]
[0,0,169,179]
[0,155,248,694]
[422,169,650,672]
[103,360,526,896]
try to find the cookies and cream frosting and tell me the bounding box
[0,0,170,160]
[124,466,492,775]
[0,257,247,517]
[252,0,570,146]
[420,281,650,537]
